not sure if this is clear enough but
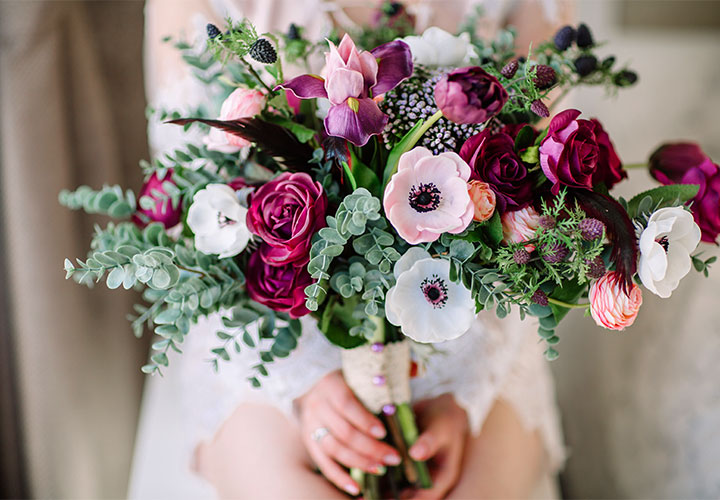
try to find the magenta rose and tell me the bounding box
[245,250,312,318]
[434,67,508,124]
[590,118,626,189]
[650,143,720,243]
[132,170,181,228]
[460,129,533,213]
[246,172,327,266]
[539,109,601,194]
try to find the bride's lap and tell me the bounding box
[195,399,544,499]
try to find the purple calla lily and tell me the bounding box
[277,34,413,146]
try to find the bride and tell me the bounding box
[131,1,570,498]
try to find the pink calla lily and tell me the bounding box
[277,34,413,146]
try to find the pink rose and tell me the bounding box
[132,170,182,229]
[589,271,642,331]
[501,206,541,251]
[205,88,266,151]
[384,147,474,244]
[245,250,312,318]
[467,181,496,222]
[246,172,327,267]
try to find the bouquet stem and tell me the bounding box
[396,403,433,489]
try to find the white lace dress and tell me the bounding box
[129,1,566,498]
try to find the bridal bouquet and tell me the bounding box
[61,6,717,497]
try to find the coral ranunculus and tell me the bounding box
[204,88,266,152]
[649,143,720,243]
[133,170,182,229]
[434,67,508,125]
[589,271,642,331]
[501,206,541,251]
[246,172,327,267]
[384,147,474,244]
[460,129,533,213]
[467,181,496,222]
[245,250,313,318]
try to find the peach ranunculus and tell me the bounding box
[204,88,266,152]
[589,271,643,331]
[501,206,541,251]
[383,147,474,244]
[467,180,496,222]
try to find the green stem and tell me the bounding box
[176,265,207,278]
[623,163,648,170]
[396,403,433,489]
[413,109,443,144]
[239,57,276,94]
[547,297,590,309]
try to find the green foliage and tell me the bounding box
[692,253,717,278]
[59,185,136,219]
[627,184,700,218]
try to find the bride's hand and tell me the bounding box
[404,394,469,500]
[296,370,402,495]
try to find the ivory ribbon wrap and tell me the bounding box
[341,340,411,413]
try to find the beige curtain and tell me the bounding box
[0,1,149,497]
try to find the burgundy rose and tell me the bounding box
[434,67,508,125]
[245,250,312,318]
[460,129,533,213]
[650,143,720,243]
[539,109,600,194]
[132,170,181,228]
[246,172,327,266]
[590,118,626,189]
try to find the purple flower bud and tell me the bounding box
[579,218,605,240]
[513,248,531,265]
[586,256,606,279]
[531,290,549,306]
[530,99,549,118]
[539,215,556,229]
[541,242,570,263]
[533,65,557,90]
[434,67,508,124]
[553,25,576,51]
[501,59,519,79]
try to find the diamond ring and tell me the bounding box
[311,426,330,442]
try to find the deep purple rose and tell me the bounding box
[245,250,312,318]
[539,109,601,194]
[246,172,327,266]
[650,143,720,243]
[589,118,626,189]
[132,170,181,228]
[434,67,508,125]
[460,129,533,213]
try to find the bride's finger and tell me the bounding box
[327,380,387,439]
[322,404,402,466]
[319,433,385,473]
[306,440,361,496]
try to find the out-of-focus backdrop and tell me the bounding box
[0,1,718,498]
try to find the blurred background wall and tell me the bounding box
[0,1,149,498]
[0,0,718,498]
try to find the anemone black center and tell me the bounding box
[408,183,441,213]
[426,287,440,301]
[657,236,670,253]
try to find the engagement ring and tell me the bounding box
[311,427,329,442]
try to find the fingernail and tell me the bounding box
[409,445,425,461]
[345,483,360,495]
[384,454,401,465]
[370,426,386,439]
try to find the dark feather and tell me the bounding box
[168,117,314,171]
[572,189,638,294]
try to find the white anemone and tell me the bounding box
[401,27,477,68]
[386,248,475,343]
[638,206,701,298]
[187,184,251,258]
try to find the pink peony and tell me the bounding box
[384,147,474,244]
[501,206,541,251]
[434,67,508,125]
[467,181,496,222]
[205,88,266,151]
[132,170,182,229]
[589,271,643,331]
